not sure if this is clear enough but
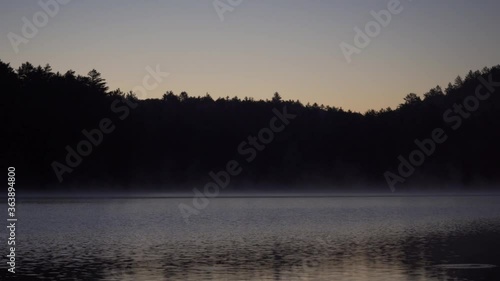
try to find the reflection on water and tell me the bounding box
[2,196,500,280]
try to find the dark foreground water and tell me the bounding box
[2,196,500,280]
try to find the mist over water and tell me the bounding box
[3,195,500,280]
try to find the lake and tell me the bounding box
[2,196,500,280]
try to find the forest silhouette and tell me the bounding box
[3,60,500,192]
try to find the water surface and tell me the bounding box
[2,196,500,280]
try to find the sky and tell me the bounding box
[1,0,499,112]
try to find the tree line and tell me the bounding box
[2,60,500,191]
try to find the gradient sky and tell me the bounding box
[1,0,499,112]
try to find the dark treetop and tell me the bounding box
[2,61,500,192]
